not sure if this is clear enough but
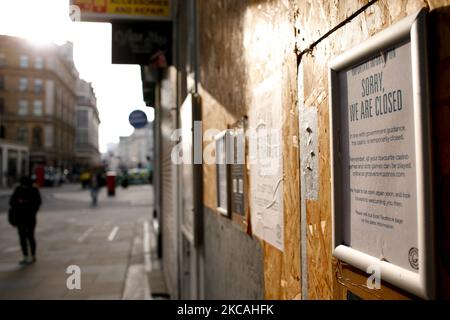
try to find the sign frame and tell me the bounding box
[179,93,203,246]
[329,8,435,299]
[229,117,250,232]
[215,130,232,217]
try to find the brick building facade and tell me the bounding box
[0,35,78,172]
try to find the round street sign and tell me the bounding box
[129,110,148,129]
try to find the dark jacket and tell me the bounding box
[9,185,42,223]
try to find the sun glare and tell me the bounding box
[0,0,148,153]
[0,0,71,44]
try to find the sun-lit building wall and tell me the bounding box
[0,34,78,171]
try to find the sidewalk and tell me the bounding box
[0,188,12,198]
[0,184,168,300]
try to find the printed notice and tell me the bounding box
[249,72,284,251]
[339,42,418,272]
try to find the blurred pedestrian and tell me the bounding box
[9,176,42,265]
[90,171,100,206]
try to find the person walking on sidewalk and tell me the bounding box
[9,176,42,265]
[90,171,100,207]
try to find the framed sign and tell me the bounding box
[112,21,173,65]
[229,117,250,231]
[180,93,203,245]
[329,8,434,299]
[215,130,231,217]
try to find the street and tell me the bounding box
[0,184,165,300]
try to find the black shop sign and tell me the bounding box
[112,21,172,66]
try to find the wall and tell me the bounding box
[203,207,264,299]
[197,0,450,300]
[198,0,301,299]
[160,67,179,298]
[293,0,450,299]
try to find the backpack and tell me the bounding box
[9,186,39,224]
[8,207,18,227]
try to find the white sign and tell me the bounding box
[249,72,284,251]
[329,9,434,299]
[341,42,418,272]
[215,131,230,216]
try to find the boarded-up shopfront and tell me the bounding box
[192,0,450,299]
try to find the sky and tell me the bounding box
[0,0,155,153]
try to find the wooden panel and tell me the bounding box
[333,259,415,300]
[198,0,249,212]
[198,0,301,300]
[300,55,333,299]
[200,87,237,211]
[198,0,450,300]
[296,0,432,300]
[264,58,301,300]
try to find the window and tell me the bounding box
[44,125,53,148]
[32,127,43,147]
[0,125,5,139]
[20,54,29,68]
[18,100,28,115]
[76,109,88,128]
[34,79,43,93]
[33,100,43,116]
[34,56,44,69]
[0,53,5,66]
[76,131,88,145]
[17,127,28,143]
[19,77,28,91]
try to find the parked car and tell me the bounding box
[127,168,151,185]
[80,171,91,189]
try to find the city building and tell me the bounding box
[0,35,79,173]
[118,122,154,170]
[101,142,120,171]
[74,79,100,168]
[0,139,29,187]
